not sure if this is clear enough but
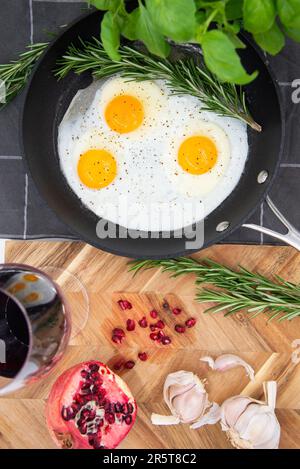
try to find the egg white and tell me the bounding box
[58,77,249,232]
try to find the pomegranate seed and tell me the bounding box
[172,307,182,315]
[138,352,148,361]
[138,316,148,328]
[114,402,123,413]
[61,406,74,421]
[113,360,124,371]
[150,332,158,341]
[89,363,100,372]
[80,383,91,395]
[112,334,123,344]
[124,360,135,369]
[79,422,87,435]
[90,436,103,449]
[124,415,132,425]
[175,324,186,333]
[150,324,158,331]
[156,320,165,329]
[162,301,169,309]
[125,403,134,414]
[105,412,115,424]
[161,336,172,345]
[118,300,132,310]
[112,328,125,338]
[80,369,89,379]
[126,319,136,331]
[96,418,104,428]
[185,317,197,328]
[90,372,102,383]
[157,330,165,340]
[150,310,158,319]
[86,410,96,421]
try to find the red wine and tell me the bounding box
[0,291,30,379]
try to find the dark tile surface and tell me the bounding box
[0,0,299,246]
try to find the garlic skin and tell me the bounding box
[220,381,281,449]
[200,354,255,381]
[151,370,220,428]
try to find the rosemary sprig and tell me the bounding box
[56,37,261,131]
[129,257,300,321]
[0,43,48,108]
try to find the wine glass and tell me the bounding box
[0,264,71,395]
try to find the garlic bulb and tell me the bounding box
[220,381,281,449]
[151,370,220,428]
[200,354,255,381]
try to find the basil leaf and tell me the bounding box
[225,0,243,20]
[122,8,139,40]
[243,0,276,34]
[101,11,121,61]
[201,30,258,84]
[146,0,197,42]
[254,22,285,54]
[134,4,170,57]
[277,0,300,30]
[284,25,300,42]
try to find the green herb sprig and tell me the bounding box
[56,37,260,130]
[0,43,48,108]
[90,0,300,85]
[129,257,300,321]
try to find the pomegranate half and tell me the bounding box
[46,361,137,449]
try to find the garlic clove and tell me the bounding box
[190,402,221,429]
[200,354,255,381]
[152,370,217,427]
[167,382,196,405]
[172,384,208,423]
[220,396,253,429]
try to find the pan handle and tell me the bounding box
[242,196,300,251]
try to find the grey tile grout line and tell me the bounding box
[260,202,264,245]
[29,0,34,45]
[0,156,22,160]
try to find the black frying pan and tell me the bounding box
[21,9,284,259]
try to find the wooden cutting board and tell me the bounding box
[0,241,299,449]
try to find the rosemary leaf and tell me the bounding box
[0,43,48,108]
[129,257,300,321]
[56,37,261,131]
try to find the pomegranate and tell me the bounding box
[46,361,137,449]
[172,307,182,315]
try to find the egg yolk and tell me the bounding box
[23,274,38,282]
[8,283,26,294]
[105,95,144,133]
[178,136,218,175]
[78,149,117,189]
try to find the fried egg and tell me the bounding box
[58,77,248,231]
[163,120,230,197]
